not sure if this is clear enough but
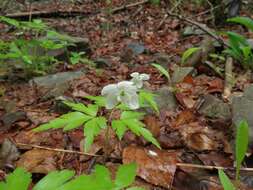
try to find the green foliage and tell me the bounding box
[224,17,253,70]
[34,93,160,151]
[181,47,200,64]
[149,0,160,5]
[218,170,236,190]
[218,120,249,189]
[70,52,95,66]
[151,63,171,83]
[139,90,159,113]
[0,17,74,77]
[0,163,143,190]
[235,120,249,181]
[227,17,253,32]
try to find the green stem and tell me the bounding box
[104,108,115,161]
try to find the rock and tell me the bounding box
[126,42,145,56]
[29,71,85,100]
[0,111,26,131]
[172,66,195,84]
[154,87,178,111]
[94,57,112,68]
[232,85,253,148]
[198,94,231,121]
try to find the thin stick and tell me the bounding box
[110,0,149,14]
[16,142,101,157]
[167,11,230,48]
[177,163,253,172]
[223,57,233,99]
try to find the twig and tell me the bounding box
[177,163,253,172]
[223,57,233,99]
[16,142,103,157]
[167,11,230,48]
[205,60,224,78]
[110,0,149,14]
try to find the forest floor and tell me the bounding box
[0,0,253,189]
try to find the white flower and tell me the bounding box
[130,72,150,88]
[101,81,139,110]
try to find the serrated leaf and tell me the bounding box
[112,120,127,140]
[139,90,159,113]
[227,16,253,32]
[151,63,170,82]
[93,165,114,189]
[83,118,102,152]
[123,119,160,149]
[0,16,20,27]
[235,120,249,180]
[121,111,145,120]
[1,168,31,190]
[63,101,98,117]
[84,96,106,107]
[33,170,75,190]
[218,170,235,190]
[115,163,137,189]
[34,112,89,132]
[181,47,200,64]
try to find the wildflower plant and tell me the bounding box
[34,72,160,152]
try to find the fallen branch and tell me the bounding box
[177,162,253,172]
[223,57,233,99]
[16,142,119,159]
[167,11,230,48]
[110,0,149,14]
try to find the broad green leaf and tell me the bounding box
[121,111,145,120]
[112,120,127,140]
[33,112,89,132]
[218,170,235,190]
[33,170,75,190]
[57,175,95,190]
[127,187,145,190]
[139,90,159,113]
[84,96,106,107]
[94,117,107,129]
[123,119,160,148]
[83,118,102,152]
[2,168,31,190]
[0,16,20,27]
[115,163,137,189]
[151,63,170,81]
[93,165,114,190]
[181,47,200,64]
[227,16,253,32]
[63,101,98,117]
[235,120,249,180]
[149,0,160,5]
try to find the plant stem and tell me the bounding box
[104,108,115,161]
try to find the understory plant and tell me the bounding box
[0,163,144,190]
[218,120,249,189]
[34,72,160,152]
[0,16,84,77]
[224,17,253,69]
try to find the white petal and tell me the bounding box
[121,91,139,110]
[140,73,150,80]
[117,81,137,91]
[101,84,117,96]
[105,94,119,109]
[130,72,139,78]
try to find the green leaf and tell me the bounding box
[1,168,31,190]
[115,163,137,189]
[83,118,103,152]
[218,170,236,190]
[139,90,159,113]
[123,119,160,149]
[33,170,75,190]
[93,165,114,190]
[151,63,170,82]
[112,120,127,140]
[227,16,253,32]
[235,120,249,180]
[149,0,160,5]
[0,16,20,27]
[94,117,107,129]
[121,111,145,120]
[181,47,200,64]
[126,187,145,190]
[34,112,89,132]
[57,175,95,190]
[63,101,98,117]
[84,96,106,107]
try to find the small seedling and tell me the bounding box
[151,63,171,84]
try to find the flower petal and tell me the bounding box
[130,72,139,78]
[101,84,117,96]
[105,94,119,109]
[140,73,150,80]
